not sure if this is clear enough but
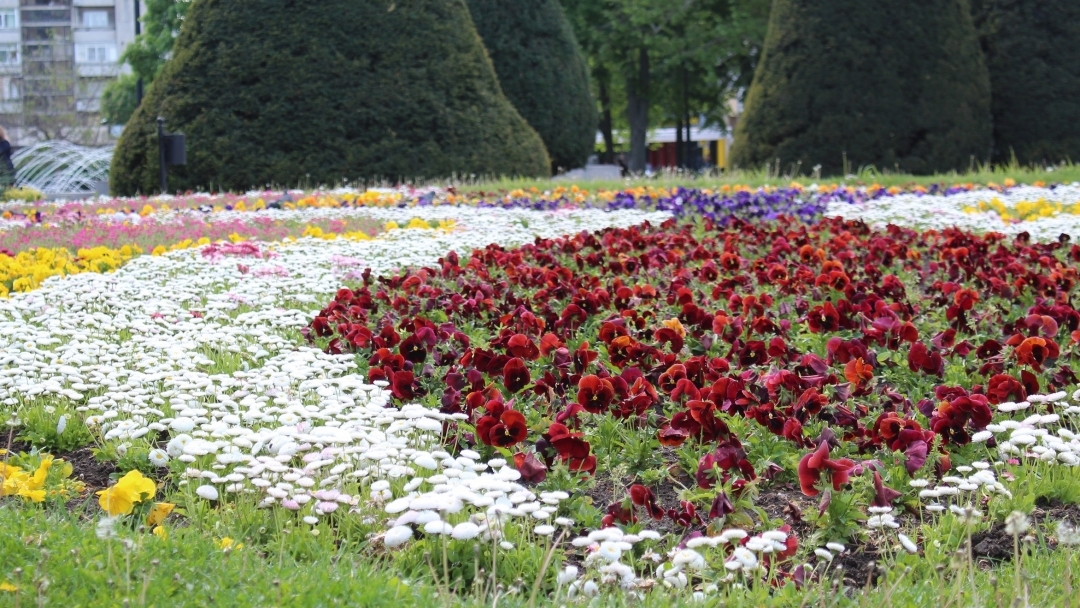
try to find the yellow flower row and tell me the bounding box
[963,197,1080,222]
[0,245,139,296]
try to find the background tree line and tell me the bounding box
[105,0,1080,194]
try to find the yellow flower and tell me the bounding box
[1,457,51,503]
[216,537,243,551]
[153,525,168,540]
[0,582,16,592]
[385,221,399,231]
[96,470,157,516]
[661,318,686,339]
[147,502,175,526]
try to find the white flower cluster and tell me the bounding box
[826,184,1080,241]
[911,463,1009,514]
[984,392,1080,466]
[380,453,574,548]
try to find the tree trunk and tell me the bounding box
[597,68,615,165]
[626,47,650,173]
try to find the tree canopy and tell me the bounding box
[560,0,770,171]
[101,0,191,126]
[731,0,992,176]
[971,0,1080,165]
[467,0,596,171]
[110,0,549,195]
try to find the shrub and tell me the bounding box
[110,0,550,195]
[731,0,992,176]
[970,0,1080,165]
[466,0,596,172]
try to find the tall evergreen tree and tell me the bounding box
[110,0,550,195]
[971,0,1080,165]
[731,0,992,176]
[467,0,596,171]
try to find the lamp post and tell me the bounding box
[157,116,166,193]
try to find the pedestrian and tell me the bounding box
[0,126,14,190]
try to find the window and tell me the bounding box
[76,43,116,63]
[0,10,16,29]
[80,9,111,28]
[0,44,18,66]
[1,77,18,100]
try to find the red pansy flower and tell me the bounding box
[502,357,531,393]
[797,441,856,497]
[628,485,665,520]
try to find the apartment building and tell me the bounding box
[0,0,139,143]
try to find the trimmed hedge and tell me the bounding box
[466,0,596,171]
[971,0,1080,165]
[110,0,550,195]
[731,0,992,176]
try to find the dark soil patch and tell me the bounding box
[969,501,1080,564]
[971,524,1014,562]
[60,447,117,491]
[2,438,32,455]
[580,470,693,538]
[754,483,815,537]
[834,547,883,588]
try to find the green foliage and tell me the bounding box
[970,0,1080,165]
[110,0,550,195]
[101,0,191,126]
[101,73,139,126]
[467,0,596,171]
[560,0,770,169]
[16,404,94,454]
[731,0,993,176]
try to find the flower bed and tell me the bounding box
[2,191,1080,604]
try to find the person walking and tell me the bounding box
[0,126,14,191]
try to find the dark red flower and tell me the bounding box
[807,302,840,333]
[390,369,416,400]
[546,423,596,474]
[695,441,755,489]
[871,470,902,508]
[628,484,665,520]
[907,341,944,376]
[986,373,1026,405]
[576,375,615,413]
[476,406,528,448]
[502,357,531,393]
[507,334,541,360]
[797,442,856,497]
[539,333,564,356]
[667,500,702,527]
[929,392,992,445]
[513,451,547,483]
[708,491,735,519]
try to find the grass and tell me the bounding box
[449,162,1080,194]
[1,503,1078,607]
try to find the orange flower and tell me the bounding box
[1010,335,1060,372]
[844,357,874,387]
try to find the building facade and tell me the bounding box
[0,0,138,144]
